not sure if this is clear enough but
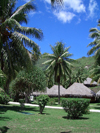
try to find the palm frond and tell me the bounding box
[89,32,100,38]
[89,28,99,32]
[42,54,56,59]
[88,43,100,55]
[42,59,53,65]
[60,51,69,58]
[16,26,43,40]
[63,60,73,67]
[10,0,36,19]
[0,18,21,31]
[11,31,39,50]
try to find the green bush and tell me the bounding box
[54,97,58,102]
[37,95,49,114]
[61,98,90,119]
[48,98,55,105]
[19,99,25,110]
[0,88,10,104]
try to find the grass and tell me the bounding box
[0,104,100,133]
[89,103,100,110]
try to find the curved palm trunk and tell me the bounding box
[58,82,60,104]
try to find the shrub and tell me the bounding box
[0,88,10,104]
[61,98,90,119]
[19,99,25,110]
[48,98,55,105]
[54,97,58,102]
[37,95,49,114]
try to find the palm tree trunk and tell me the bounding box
[1,51,4,71]
[58,82,60,104]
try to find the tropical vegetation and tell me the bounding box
[37,94,49,114]
[61,98,90,119]
[0,0,43,93]
[9,66,47,102]
[43,42,74,104]
[88,21,100,83]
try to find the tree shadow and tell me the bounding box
[94,107,100,110]
[0,106,8,115]
[38,113,50,115]
[61,131,72,133]
[0,126,9,133]
[0,116,11,121]
[62,116,89,120]
[1,105,39,113]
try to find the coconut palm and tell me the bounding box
[89,65,100,83]
[43,42,74,104]
[0,0,43,71]
[87,21,100,65]
[87,21,100,83]
[0,0,43,93]
[51,0,63,6]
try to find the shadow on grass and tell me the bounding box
[94,107,100,110]
[61,131,72,133]
[0,126,9,133]
[62,116,89,120]
[1,105,39,113]
[0,116,11,121]
[38,113,50,115]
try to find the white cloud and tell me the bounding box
[29,11,42,17]
[44,0,85,23]
[43,0,99,23]
[53,11,75,23]
[23,0,30,2]
[88,0,98,18]
[64,0,85,13]
[44,0,51,4]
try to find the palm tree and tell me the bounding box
[87,20,100,65]
[0,0,43,92]
[0,0,43,70]
[43,42,74,104]
[89,65,100,83]
[87,21,100,83]
[51,0,63,6]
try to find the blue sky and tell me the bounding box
[17,0,100,59]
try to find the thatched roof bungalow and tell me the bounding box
[96,90,100,97]
[83,77,98,87]
[33,83,96,101]
[66,83,96,102]
[33,85,67,97]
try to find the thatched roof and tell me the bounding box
[96,90,100,97]
[66,82,96,97]
[47,85,67,96]
[33,85,67,96]
[33,84,96,97]
[83,77,97,87]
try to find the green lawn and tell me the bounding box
[89,103,100,110]
[0,104,100,133]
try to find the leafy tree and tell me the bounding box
[43,42,74,104]
[9,66,46,102]
[31,48,41,65]
[0,0,43,92]
[0,69,6,87]
[37,95,49,114]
